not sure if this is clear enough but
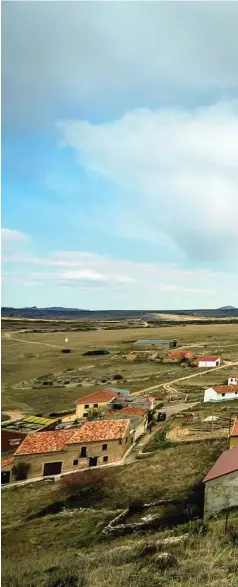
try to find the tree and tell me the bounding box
[12,461,31,481]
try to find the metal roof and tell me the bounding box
[2,415,57,432]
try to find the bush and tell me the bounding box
[61,468,106,494]
[128,499,145,514]
[12,461,30,481]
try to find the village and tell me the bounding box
[2,337,238,523]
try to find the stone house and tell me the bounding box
[1,415,59,453]
[203,447,238,519]
[103,406,148,442]
[230,420,238,449]
[3,419,130,483]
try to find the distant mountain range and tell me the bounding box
[1,306,238,320]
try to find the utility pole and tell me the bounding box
[211,402,214,434]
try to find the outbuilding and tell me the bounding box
[204,385,238,403]
[228,375,238,385]
[203,447,238,519]
[198,355,221,368]
[230,420,238,449]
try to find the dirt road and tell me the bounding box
[123,402,199,463]
[133,359,238,397]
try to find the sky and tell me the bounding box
[2,1,238,310]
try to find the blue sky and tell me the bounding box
[2,1,238,310]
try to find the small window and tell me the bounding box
[80,447,87,458]
[9,439,21,446]
[222,393,225,397]
[83,413,88,417]
[84,404,89,409]
[235,391,237,395]
[119,438,122,445]
[103,456,108,463]
[73,459,78,466]
[125,437,128,444]
[93,403,98,408]
[102,443,107,451]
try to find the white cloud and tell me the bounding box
[2,248,238,305]
[1,228,29,245]
[2,2,238,129]
[58,101,238,263]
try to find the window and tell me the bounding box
[119,438,122,445]
[80,446,87,458]
[93,403,98,408]
[84,404,89,409]
[222,393,225,397]
[235,391,237,395]
[83,413,88,417]
[103,456,108,462]
[125,437,128,444]
[73,459,78,466]
[102,443,107,451]
[9,439,21,446]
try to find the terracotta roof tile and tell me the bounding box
[14,430,75,456]
[231,420,238,437]
[1,456,15,467]
[203,447,238,482]
[119,407,147,417]
[75,390,119,405]
[213,385,238,394]
[68,419,130,443]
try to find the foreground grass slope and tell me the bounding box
[2,437,235,587]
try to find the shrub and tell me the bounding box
[128,499,145,514]
[61,468,106,494]
[12,461,31,481]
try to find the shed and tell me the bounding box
[203,447,238,519]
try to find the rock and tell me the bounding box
[152,552,178,570]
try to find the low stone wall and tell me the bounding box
[102,499,190,537]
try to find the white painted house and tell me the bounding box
[228,375,238,386]
[198,355,221,368]
[204,385,238,403]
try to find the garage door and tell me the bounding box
[43,462,62,476]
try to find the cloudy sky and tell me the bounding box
[2,1,238,310]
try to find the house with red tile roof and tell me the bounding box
[3,419,130,483]
[1,457,15,485]
[103,406,148,441]
[198,355,221,368]
[204,385,238,403]
[203,447,238,519]
[75,389,121,419]
[230,419,238,449]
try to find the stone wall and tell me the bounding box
[204,471,238,520]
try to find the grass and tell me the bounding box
[1,322,238,585]
[2,322,238,414]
